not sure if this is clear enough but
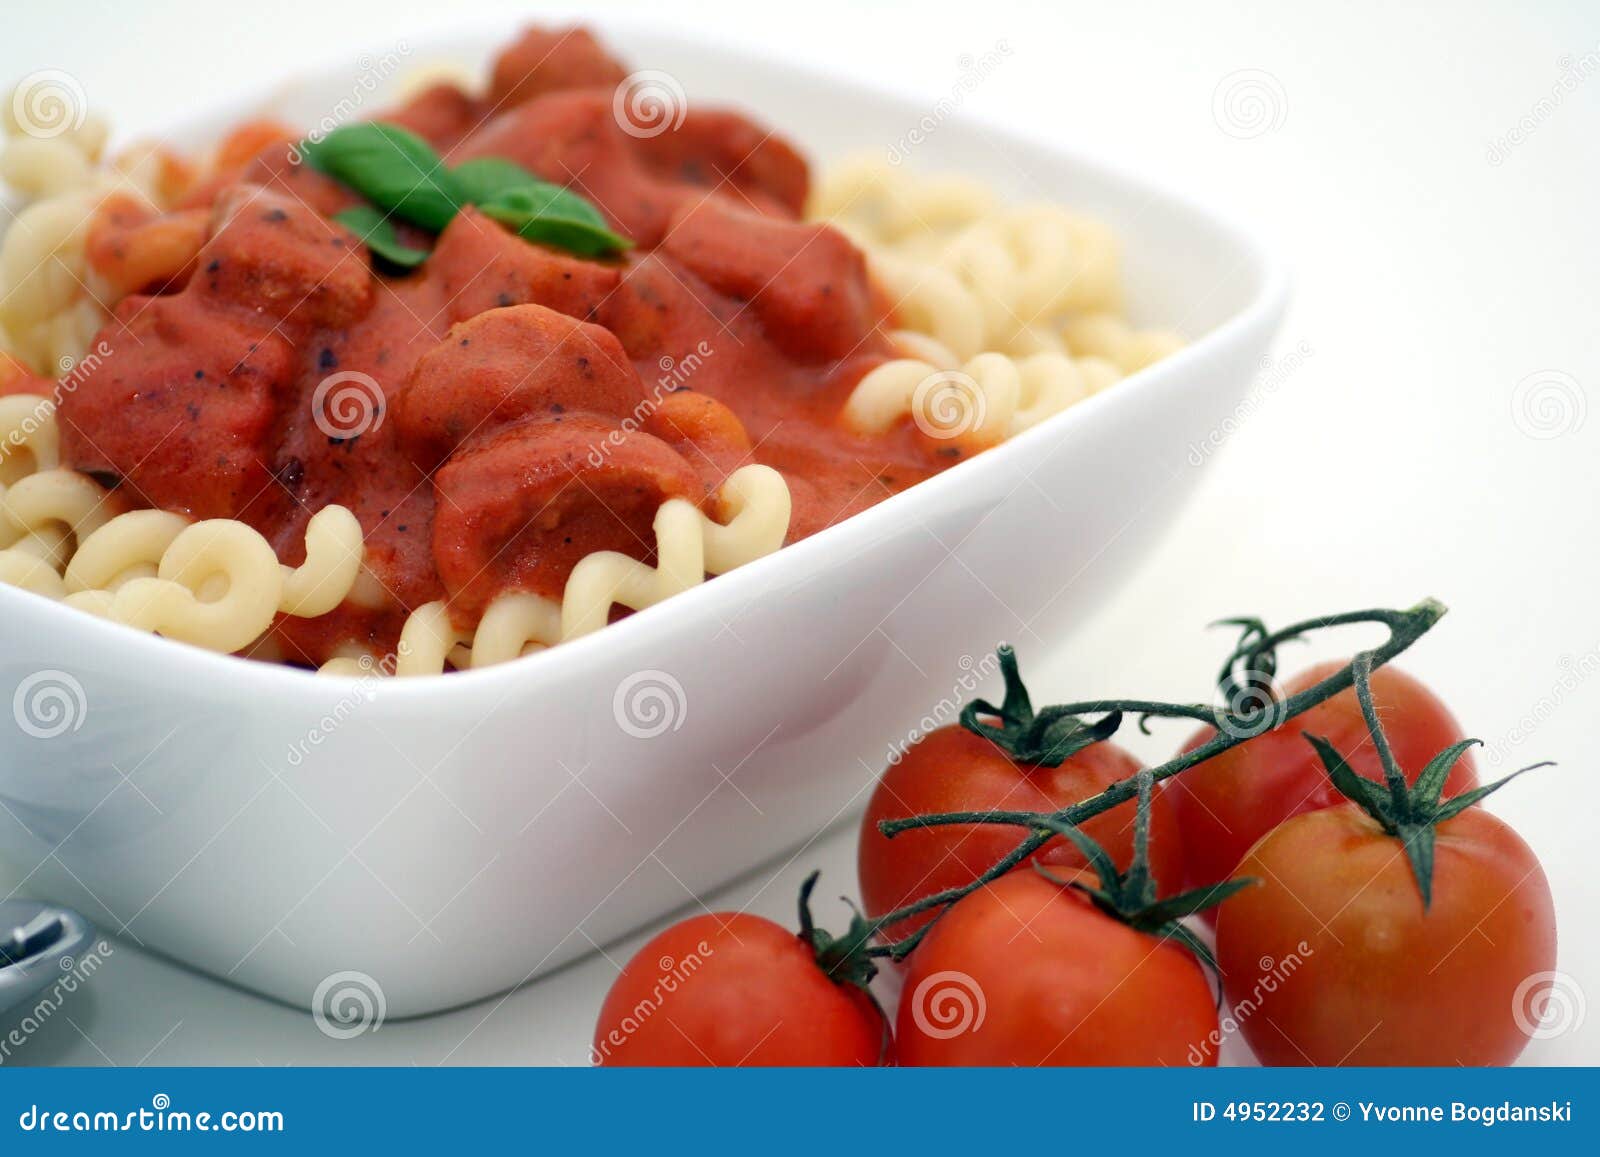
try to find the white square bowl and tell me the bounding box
[0,23,1287,1017]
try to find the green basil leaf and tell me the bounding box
[450,157,547,205]
[302,122,463,233]
[514,214,633,258]
[333,206,430,269]
[499,180,610,231]
[454,160,628,254]
[477,186,631,258]
[454,159,616,233]
[303,125,628,264]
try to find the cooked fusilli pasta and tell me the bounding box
[0,96,172,374]
[4,362,793,675]
[320,463,793,677]
[1062,311,1187,375]
[807,157,996,245]
[0,392,367,654]
[811,158,1185,442]
[844,350,1124,445]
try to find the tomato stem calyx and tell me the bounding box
[1033,770,1253,977]
[959,645,1123,767]
[797,871,880,991]
[1305,654,1552,909]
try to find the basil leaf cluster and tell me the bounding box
[302,122,631,268]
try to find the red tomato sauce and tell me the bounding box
[58,26,973,665]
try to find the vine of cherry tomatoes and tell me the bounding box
[592,602,1559,1067]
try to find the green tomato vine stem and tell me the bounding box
[863,598,1448,960]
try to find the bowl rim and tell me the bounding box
[0,19,1292,706]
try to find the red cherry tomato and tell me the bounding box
[859,725,1183,941]
[897,870,1218,1065]
[592,912,887,1066]
[1169,661,1477,896]
[1215,802,1556,1065]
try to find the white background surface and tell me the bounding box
[2,0,1596,1065]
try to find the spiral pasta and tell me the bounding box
[320,463,794,677]
[279,505,365,617]
[0,91,173,374]
[0,467,117,570]
[806,156,996,245]
[4,377,791,675]
[810,159,1185,442]
[861,203,1134,354]
[107,521,291,652]
[70,506,365,651]
[1062,311,1187,375]
[561,463,790,638]
[864,247,986,365]
[0,392,60,482]
[0,391,367,653]
[844,350,1123,445]
[63,508,192,593]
